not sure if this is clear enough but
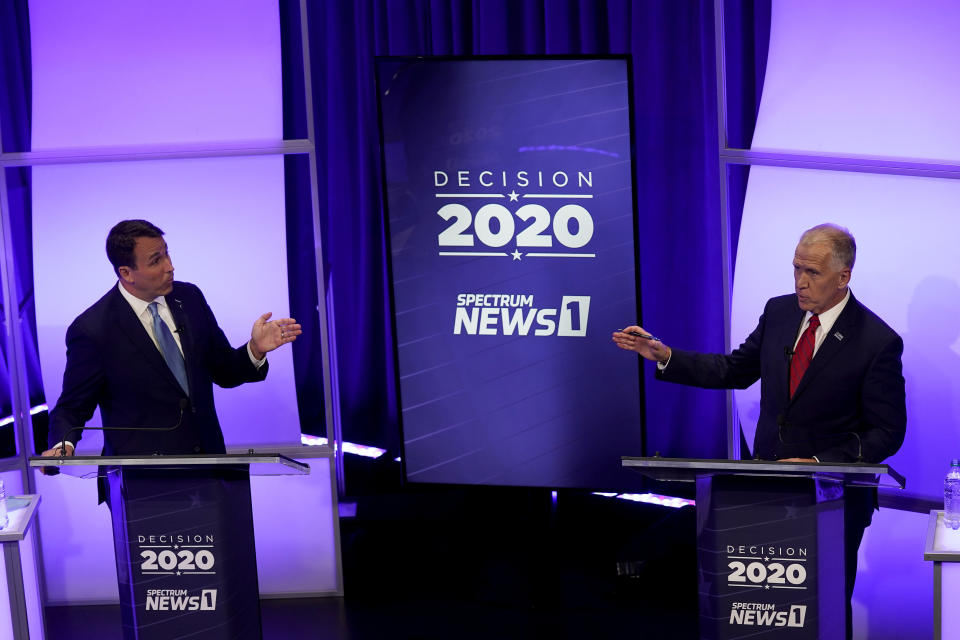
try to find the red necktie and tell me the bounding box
[789,314,820,397]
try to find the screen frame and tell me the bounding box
[374,54,647,492]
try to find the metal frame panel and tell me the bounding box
[267,445,344,596]
[0,140,313,167]
[297,0,343,497]
[713,0,737,460]
[0,70,49,640]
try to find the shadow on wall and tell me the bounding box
[854,276,960,639]
[896,275,960,496]
[855,508,931,639]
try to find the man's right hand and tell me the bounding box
[41,442,74,457]
[39,443,74,475]
[612,325,672,364]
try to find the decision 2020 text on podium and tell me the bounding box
[623,456,905,640]
[30,453,309,640]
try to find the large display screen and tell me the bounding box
[377,57,643,489]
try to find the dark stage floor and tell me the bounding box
[46,595,698,639]
[46,486,701,639]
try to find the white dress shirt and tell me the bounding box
[117,281,265,367]
[117,281,184,354]
[792,289,851,357]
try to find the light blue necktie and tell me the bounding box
[148,301,189,395]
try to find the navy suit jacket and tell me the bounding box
[658,292,906,463]
[48,281,268,456]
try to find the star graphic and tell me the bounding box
[174,544,179,550]
[784,505,799,519]
[511,249,522,261]
[177,571,182,576]
[763,556,769,561]
[507,190,519,202]
[765,584,770,590]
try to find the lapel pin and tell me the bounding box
[833,331,844,341]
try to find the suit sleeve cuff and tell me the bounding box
[247,343,267,369]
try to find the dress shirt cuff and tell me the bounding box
[656,353,672,371]
[52,441,75,454]
[247,342,267,369]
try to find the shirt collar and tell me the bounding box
[117,280,168,317]
[803,288,850,335]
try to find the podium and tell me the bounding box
[30,453,309,640]
[622,457,904,640]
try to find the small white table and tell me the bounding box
[924,510,960,640]
[0,495,41,639]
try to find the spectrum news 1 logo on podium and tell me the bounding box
[137,532,219,613]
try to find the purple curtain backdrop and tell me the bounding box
[723,0,770,271]
[293,0,770,461]
[0,0,40,456]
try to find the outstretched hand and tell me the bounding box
[612,325,671,363]
[250,312,302,360]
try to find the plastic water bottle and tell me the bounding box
[945,460,960,530]
[0,480,7,530]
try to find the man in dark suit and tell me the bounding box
[41,219,302,460]
[612,223,906,638]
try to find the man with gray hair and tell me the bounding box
[613,223,906,638]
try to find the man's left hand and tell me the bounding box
[250,312,302,360]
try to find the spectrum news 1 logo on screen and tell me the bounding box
[436,168,597,339]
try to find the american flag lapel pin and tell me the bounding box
[833,331,844,342]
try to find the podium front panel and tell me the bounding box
[696,474,845,640]
[108,465,261,640]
